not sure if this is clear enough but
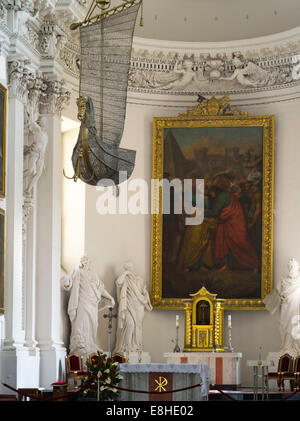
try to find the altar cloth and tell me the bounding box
[119,363,210,401]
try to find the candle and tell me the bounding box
[176,315,179,328]
[228,314,232,328]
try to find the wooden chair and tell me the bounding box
[87,352,101,365]
[265,354,294,391]
[65,353,86,389]
[282,355,300,391]
[112,353,126,363]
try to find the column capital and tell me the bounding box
[8,58,33,103]
[40,78,70,115]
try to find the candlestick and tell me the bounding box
[228,314,232,328]
[228,316,234,352]
[173,318,180,353]
[137,345,142,363]
[125,345,130,363]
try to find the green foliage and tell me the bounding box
[81,351,122,401]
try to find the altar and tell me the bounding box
[164,353,242,387]
[118,363,211,401]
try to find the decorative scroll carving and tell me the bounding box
[40,79,70,115]
[8,59,32,103]
[177,93,248,118]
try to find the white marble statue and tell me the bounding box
[23,116,48,196]
[113,262,153,354]
[63,255,115,361]
[264,258,300,356]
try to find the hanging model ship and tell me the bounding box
[65,0,143,186]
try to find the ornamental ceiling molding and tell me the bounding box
[126,31,300,96]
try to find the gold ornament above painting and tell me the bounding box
[151,94,274,311]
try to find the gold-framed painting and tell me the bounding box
[0,209,5,314]
[151,94,274,310]
[0,83,7,197]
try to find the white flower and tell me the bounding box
[116,375,123,380]
[105,377,111,384]
[112,362,118,366]
[97,371,102,378]
[100,386,107,391]
[104,369,110,374]
[108,388,117,393]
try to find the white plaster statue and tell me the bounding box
[222,54,269,87]
[132,59,206,91]
[23,116,48,196]
[264,258,300,356]
[113,262,153,354]
[63,255,115,360]
[159,59,206,90]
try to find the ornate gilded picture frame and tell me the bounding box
[151,94,274,310]
[0,83,7,197]
[0,209,5,314]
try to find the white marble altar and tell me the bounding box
[126,352,151,364]
[119,363,210,401]
[164,352,242,386]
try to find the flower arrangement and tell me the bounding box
[81,351,123,401]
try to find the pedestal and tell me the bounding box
[164,352,242,387]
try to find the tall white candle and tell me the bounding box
[228,314,232,328]
[176,315,179,328]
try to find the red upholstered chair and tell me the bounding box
[87,352,101,365]
[282,355,300,391]
[112,353,126,364]
[65,353,86,389]
[266,354,294,391]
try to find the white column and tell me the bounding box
[5,95,25,349]
[0,60,36,392]
[36,80,70,388]
[23,195,38,349]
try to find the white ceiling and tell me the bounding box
[96,0,300,42]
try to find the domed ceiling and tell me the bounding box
[100,0,300,42]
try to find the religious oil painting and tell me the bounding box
[151,95,274,310]
[0,83,7,197]
[0,209,5,314]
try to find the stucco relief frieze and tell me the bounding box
[128,49,298,95]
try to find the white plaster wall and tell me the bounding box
[78,96,300,387]
[61,126,85,273]
[61,126,85,350]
